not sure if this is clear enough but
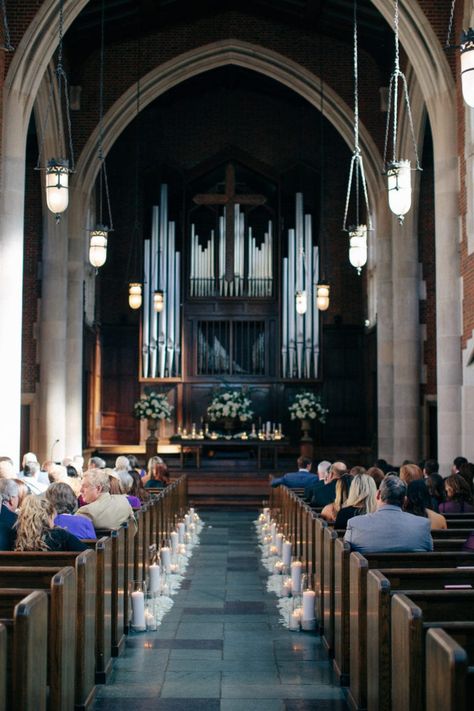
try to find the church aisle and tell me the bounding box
[92,510,348,711]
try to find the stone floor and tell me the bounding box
[92,510,348,711]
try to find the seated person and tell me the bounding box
[303,460,331,500]
[271,456,315,489]
[399,463,424,485]
[15,496,87,551]
[439,474,474,513]
[404,479,447,530]
[320,474,352,523]
[107,469,141,509]
[46,482,96,539]
[76,469,135,530]
[333,473,377,528]
[23,461,49,494]
[144,458,170,489]
[311,461,348,507]
[0,479,19,549]
[344,475,433,554]
[366,466,385,490]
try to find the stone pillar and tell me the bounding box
[391,200,421,463]
[462,336,474,463]
[375,197,395,463]
[66,191,87,457]
[0,121,26,467]
[430,101,462,472]
[37,211,68,463]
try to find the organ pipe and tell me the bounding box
[141,185,181,378]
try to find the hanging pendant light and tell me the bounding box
[348,225,367,274]
[36,0,75,222]
[316,284,330,312]
[343,0,372,271]
[88,0,113,268]
[129,283,142,310]
[46,159,70,217]
[295,290,307,315]
[383,0,421,223]
[461,28,474,107]
[386,160,412,219]
[153,290,165,313]
[89,226,109,268]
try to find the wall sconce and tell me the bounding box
[129,283,142,310]
[316,284,330,312]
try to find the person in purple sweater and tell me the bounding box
[46,481,97,539]
[439,474,474,514]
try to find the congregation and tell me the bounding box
[0,452,171,552]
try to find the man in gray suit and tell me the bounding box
[344,475,433,554]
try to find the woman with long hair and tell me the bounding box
[334,473,377,529]
[425,472,445,512]
[45,482,96,539]
[320,474,352,523]
[144,456,170,490]
[12,478,30,509]
[439,474,474,513]
[15,496,87,551]
[399,463,424,485]
[404,480,447,530]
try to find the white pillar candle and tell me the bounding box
[178,543,187,556]
[302,589,316,621]
[283,578,292,596]
[184,514,191,528]
[160,546,171,573]
[131,591,146,630]
[149,564,161,594]
[276,533,284,556]
[145,608,157,631]
[170,531,179,554]
[282,541,292,568]
[289,608,301,630]
[177,522,186,543]
[189,508,195,515]
[291,561,302,594]
[271,522,277,545]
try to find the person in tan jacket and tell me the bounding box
[76,468,135,531]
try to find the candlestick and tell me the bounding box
[131,590,146,631]
[282,541,292,568]
[160,546,171,573]
[149,563,161,594]
[291,561,302,594]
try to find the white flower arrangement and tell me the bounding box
[206,388,254,423]
[133,391,173,421]
[288,391,328,423]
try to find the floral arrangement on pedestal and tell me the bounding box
[206,388,254,423]
[288,391,328,423]
[133,391,173,421]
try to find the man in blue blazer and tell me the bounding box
[271,456,316,489]
[344,475,433,554]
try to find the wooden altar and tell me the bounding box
[170,437,290,470]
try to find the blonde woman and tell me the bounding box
[320,474,352,523]
[334,473,377,529]
[15,496,87,551]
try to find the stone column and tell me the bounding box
[37,210,69,463]
[375,196,395,463]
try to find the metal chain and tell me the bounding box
[446,0,457,48]
[96,0,112,229]
[57,0,64,70]
[353,0,359,153]
[1,0,14,51]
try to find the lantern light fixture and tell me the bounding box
[89,227,109,268]
[88,0,113,268]
[446,3,474,109]
[383,0,421,223]
[295,290,307,315]
[129,283,142,310]
[316,284,330,312]
[343,0,370,273]
[36,0,75,222]
[348,225,368,275]
[460,28,474,107]
[153,290,165,313]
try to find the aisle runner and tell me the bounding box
[130,506,204,631]
[254,507,316,632]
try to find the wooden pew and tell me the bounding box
[431,528,473,539]
[425,626,474,711]
[391,590,474,711]
[82,536,113,683]
[314,516,327,626]
[0,623,5,711]
[95,526,126,657]
[0,567,76,711]
[0,590,48,711]
[363,566,474,711]
[0,549,96,710]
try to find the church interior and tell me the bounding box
[1,1,474,709]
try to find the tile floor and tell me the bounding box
[92,510,348,711]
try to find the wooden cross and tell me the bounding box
[193,163,266,283]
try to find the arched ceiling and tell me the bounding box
[65,0,394,76]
